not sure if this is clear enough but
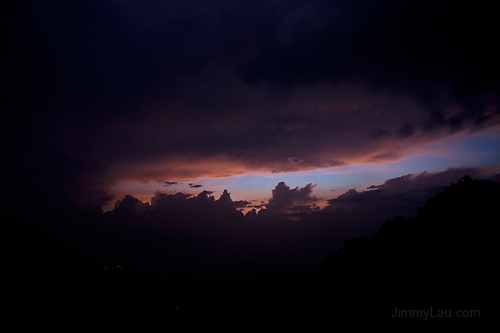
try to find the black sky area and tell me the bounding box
[1,0,497,321]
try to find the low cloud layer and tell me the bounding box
[95,167,500,282]
[325,166,500,223]
[115,189,250,216]
[112,166,500,222]
[260,182,319,215]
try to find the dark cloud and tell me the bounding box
[114,194,150,211]
[189,184,203,188]
[216,189,250,211]
[260,182,319,215]
[238,1,500,95]
[3,1,500,207]
[163,182,180,186]
[287,157,304,165]
[116,188,249,215]
[397,123,416,139]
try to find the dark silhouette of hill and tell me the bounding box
[1,175,493,322]
[311,175,494,320]
[177,175,494,320]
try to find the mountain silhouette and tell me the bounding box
[1,175,493,321]
[311,175,494,319]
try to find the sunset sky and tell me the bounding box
[3,0,500,213]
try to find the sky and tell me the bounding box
[2,0,500,214]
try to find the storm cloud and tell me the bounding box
[260,182,319,214]
[3,0,500,207]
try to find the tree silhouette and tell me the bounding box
[314,175,497,319]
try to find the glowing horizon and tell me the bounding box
[104,126,500,212]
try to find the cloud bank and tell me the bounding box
[3,1,499,207]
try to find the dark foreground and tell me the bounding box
[2,176,492,323]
